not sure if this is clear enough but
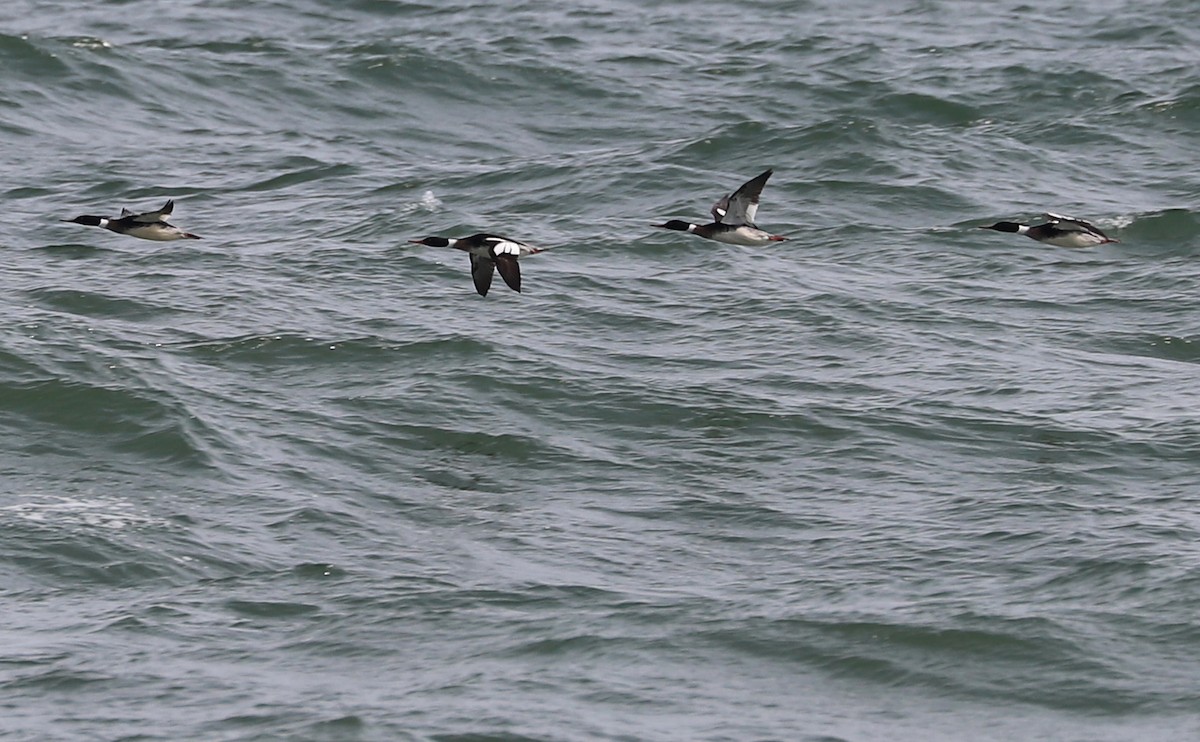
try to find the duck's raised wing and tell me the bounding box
[711,169,773,226]
[129,199,176,224]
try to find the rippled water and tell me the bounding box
[2,1,1200,740]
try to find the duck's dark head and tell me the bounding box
[408,236,452,248]
[62,215,105,227]
[653,220,693,232]
[979,221,1021,234]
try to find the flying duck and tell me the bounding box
[63,199,201,241]
[653,169,788,246]
[979,213,1118,248]
[410,233,544,296]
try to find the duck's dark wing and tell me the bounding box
[469,254,495,296]
[130,199,175,224]
[493,253,522,293]
[710,195,731,223]
[1043,213,1102,234]
[711,169,773,226]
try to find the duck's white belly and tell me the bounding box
[712,226,777,247]
[125,224,186,241]
[1040,232,1107,248]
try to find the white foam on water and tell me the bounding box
[0,494,163,530]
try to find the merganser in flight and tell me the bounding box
[979,213,1118,248]
[63,199,201,241]
[653,168,788,246]
[409,233,544,296]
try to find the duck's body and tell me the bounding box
[410,233,543,296]
[63,200,200,241]
[655,219,787,247]
[654,169,788,246]
[980,213,1117,248]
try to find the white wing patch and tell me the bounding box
[485,237,541,256]
[490,239,523,255]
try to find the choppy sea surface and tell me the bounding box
[2,1,1199,740]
